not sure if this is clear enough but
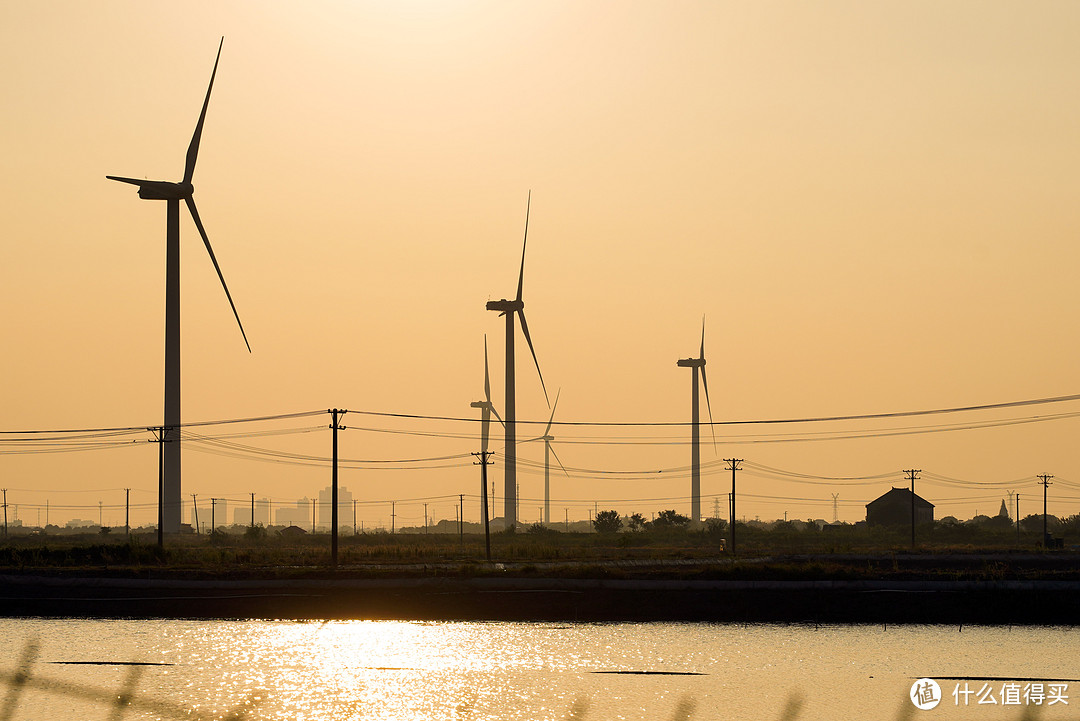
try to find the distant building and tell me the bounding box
[275,497,312,528]
[866,487,934,527]
[190,499,228,532]
[316,486,354,531]
[233,498,272,526]
[279,525,307,538]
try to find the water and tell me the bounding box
[0,619,1075,720]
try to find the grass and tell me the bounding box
[0,526,1075,583]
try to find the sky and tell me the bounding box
[3,1,1080,529]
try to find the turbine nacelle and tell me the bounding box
[677,357,706,368]
[486,298,523,313]
[106,177,194,201]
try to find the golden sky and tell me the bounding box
[3,1,1080,528]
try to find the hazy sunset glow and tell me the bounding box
[3,1,1080,529]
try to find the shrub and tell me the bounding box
[652,510,691,529]
[592,510,623,534]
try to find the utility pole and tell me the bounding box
[459,494,464,546]
[329,409,348,567]
[424,503,429,533]
[353,499,357,536]
[192,494,199,534]
[311,498,316,534]
[474,451,494,560]
[210,498,217,533]
[904,469,921,548]
[1038,474,1053,547]
[724,459,742,555]
[564,507,568,532]
[831,493,840,523]
[149,427,168,546]
[98,501,103,528]
[2,489,7,536]
[391,501,396,535]
[125,488,130,536]
[1006,490,1016,522]
[250,492,255,530]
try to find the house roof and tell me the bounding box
[866,486,934,509]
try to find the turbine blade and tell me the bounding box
[483,334,492,404]
[106,175,147,187]
[544,388,561,436]
[184,37,224,184]
[701,365,716,451]
[700,314,706,360]
[489,403,505,428]
[185,197,251,352]
[549,445,570,477]
[515,190,531,302]
[517,309,549,406]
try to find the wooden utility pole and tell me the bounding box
[329,409,348,567]
[473,451,494,560]
[724,459,742,555]
[250,492,255,530]
[904,469,921,548]
[191,494,199,534]
[125,488,130,536]
[459,494,464,546]
[1038,474,1053,546]
[2,489,7,536]
[148,427,169,545]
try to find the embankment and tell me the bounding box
[0,573,1077,624]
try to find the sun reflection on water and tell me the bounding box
[0,619,1076,720]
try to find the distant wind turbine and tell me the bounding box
[526,389,569,525]
[471,336,503,558]
[486,192,549,531]
[676,317,714,523]
[107,38,250,534]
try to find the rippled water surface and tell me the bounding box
[0,619,1075,719]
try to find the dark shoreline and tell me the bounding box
[2,573,1078,624]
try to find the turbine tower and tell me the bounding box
[470,336,503,544]
[536,390,569,525]
[676,318,714,523]
[107,38,250,533]
[486,193,548,531]
[470,336,503,450]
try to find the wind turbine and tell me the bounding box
[485,192,549,531]
[676,317,714,523]
[107,38,250,534]
[526,389,569,525]
[470,336,504,521]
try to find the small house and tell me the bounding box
[866,487,934,527]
